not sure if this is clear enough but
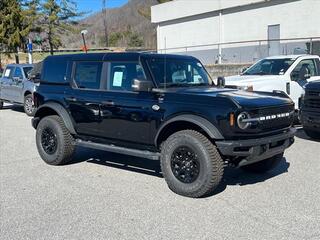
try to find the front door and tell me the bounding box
[268,24,280,56]
[289,58,319,107]
[99,61,157,146]
[11,67,24,103]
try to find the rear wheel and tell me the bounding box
[0,101,3,109]
[24,94,36,116]
[241,153,284,173]
[36,115,75,165]
[304,129,320,140]
[160,130,224,198]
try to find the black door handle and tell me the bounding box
[101,100,115,106]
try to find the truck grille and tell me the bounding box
[304,90,320,109]
[250,105,294,131]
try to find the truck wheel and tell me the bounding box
[304,129,320,140]
[0,101,3,109]
[241,153,283,173]
[24,94,36,116]
[160,130,224,198]
[36,115,75,165]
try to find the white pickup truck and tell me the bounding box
[225,55,320,110]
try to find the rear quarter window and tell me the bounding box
[42,57,69,83]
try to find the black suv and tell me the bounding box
[301,80,320,139]
[32,53,295,198]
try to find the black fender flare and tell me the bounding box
[155,114,224,146]
[33,102,76,135]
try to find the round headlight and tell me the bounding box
[237,112,251,130]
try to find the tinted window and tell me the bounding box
[13,67,23,79]
[147,58,211,88]
[291,59,317,81]
[74,62,103,89]
[109,62,146,91]
[42,57,68,83]
[243,58,294,75]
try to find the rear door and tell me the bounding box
[0,66,15,101]
[64,61,105,136]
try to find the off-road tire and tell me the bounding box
[241,153,284,173]
[24,94,36,116]
[0,101,3,109]
[36,115,75,165]
[304,129,320,140]
[160,130,224,198]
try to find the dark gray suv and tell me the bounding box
[0,64,37,116]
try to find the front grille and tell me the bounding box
[305,90,320,109]
[249,105,294,131]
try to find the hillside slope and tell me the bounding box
[62,0,159,49]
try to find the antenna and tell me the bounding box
[102,0,108,47]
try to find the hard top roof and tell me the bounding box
[44,52,197,62]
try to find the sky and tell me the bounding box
[76,0,129,15]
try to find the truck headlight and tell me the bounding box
[237,112,251,129]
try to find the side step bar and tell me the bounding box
[76,139,161,161]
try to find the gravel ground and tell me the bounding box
[0,104,320,240]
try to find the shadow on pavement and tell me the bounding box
[69,146,290,197]
[1,104,25,113]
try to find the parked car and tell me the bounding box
[300,80,320,139]
[0,63,38,116]
[31,53,295,198]
[224,55,320,112]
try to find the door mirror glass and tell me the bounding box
[132,79,153,92]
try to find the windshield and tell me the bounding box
[243,58,295,76]
[147,58,212,88]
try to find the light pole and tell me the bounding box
[81,29,88,53]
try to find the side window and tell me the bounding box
[315,59,320,75]
[291,59,316,81]
[109,62,146,91]
[3,66,15,79]
[74,62,103,90]
[13,67,23,79]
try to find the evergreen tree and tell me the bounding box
[41,0,81,55]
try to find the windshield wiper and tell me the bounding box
[163,82,208,88]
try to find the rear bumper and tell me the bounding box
[216,128,296,166]
[301,110,320,131]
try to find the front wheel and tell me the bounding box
[36,115,75,165]
[241,153,284,173]
[160,130,224,198]
[24,94,36,116]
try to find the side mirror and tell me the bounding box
[217,76,225,88]
[29,73,41,83]
[241,67,248,74]
[132,79,153,92]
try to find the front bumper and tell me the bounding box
[301,110,320,131]
[216,128,296,166]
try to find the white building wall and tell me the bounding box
[152,0,320,63]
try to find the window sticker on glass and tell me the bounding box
[113,71,123,87]
[4,69,11,77]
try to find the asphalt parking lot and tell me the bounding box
[0,104,320,240]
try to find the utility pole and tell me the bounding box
[102,0,108,47]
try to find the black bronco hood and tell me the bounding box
[168,87,294,109]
